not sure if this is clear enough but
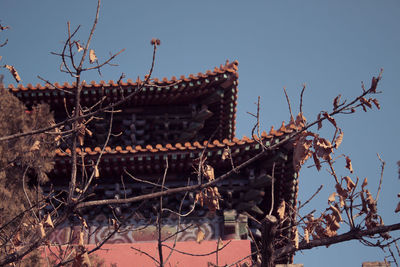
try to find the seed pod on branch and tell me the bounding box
[150,38,161,46]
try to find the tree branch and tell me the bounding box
[275,222,400,258]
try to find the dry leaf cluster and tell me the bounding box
[293,114,343,172]
[195,165,222,212]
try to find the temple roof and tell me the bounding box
[10,60,239,141]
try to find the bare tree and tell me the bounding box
[0,1,399,267]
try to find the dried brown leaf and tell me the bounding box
[329,204,342,222]
[85,128,92,137]
[343,176,355,192]
[345,156,353,173]
[5,64,21,83]
[112,218,119,231]
[204,165,215,180]
[338,195,345,208]
[44,214,54,228]
[317,113,322,130]
[333,94,341,110]
[370,76,378,93]
[371,98,380,109]
[218,238,224,250]
[312,152,321,171]
[195,192,203,207]
[0,25,10,31]
[361,104,367,112]
[360,192,368,214]
[74,249,91,267]
[196,228,205,243]
[327,222,340,235]
[81,252,91,267]
[304,229,309,243]
[335,184,348,199]
[293,135,313,171]
[211,187,221,211]
[76,42,84,52]
[328,192,336,203]
[94,165,100,178]
[196,187,221,212]
[395,202,400,213]
[79,230,85,246]
[82,218,88,229]
[314,138,333,161]
[360,97,372,109]
[89,49,97,64]
[324,214,339,237]
[38,223,45,238]
[361,177,368,191]
[323,112,336,128]
[366,190,377,213]
[295,112,307,127]
[222,148,230,160]
[334,129,343,149]
[213,187,221,198]
[398,161,400,179]
[277,200,286,220]
[30,140,40,151]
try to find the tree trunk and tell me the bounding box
[261,215,278,267]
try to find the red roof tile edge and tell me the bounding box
[56,120,300,157]
[7,60,239,92]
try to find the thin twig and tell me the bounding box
[22,167,40,222]
[300,83,306,115]
[81,107,114,195]
[298,185,323,210]
[0,41,160,144]
[77,0,101,70]
[161,224,194,243]
[157,157,168,267]
[67,22,77,71]
[164,178,192,265]
[131,246,160,265]
[283,87,294,120]
[376,153,385,202]
[37,76,74,95]
[268,162,275,216]
[125,169,169,190]
[82,49,125,72]
[162,240,232,257]
[225,252,257,267]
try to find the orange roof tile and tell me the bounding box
[12,60,239,141]
[55,120,300,158]
[8,60,238,93]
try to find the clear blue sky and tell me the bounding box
[1,1,399,266]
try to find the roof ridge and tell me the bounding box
[7,60,239,92]
[55,119,300,157]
